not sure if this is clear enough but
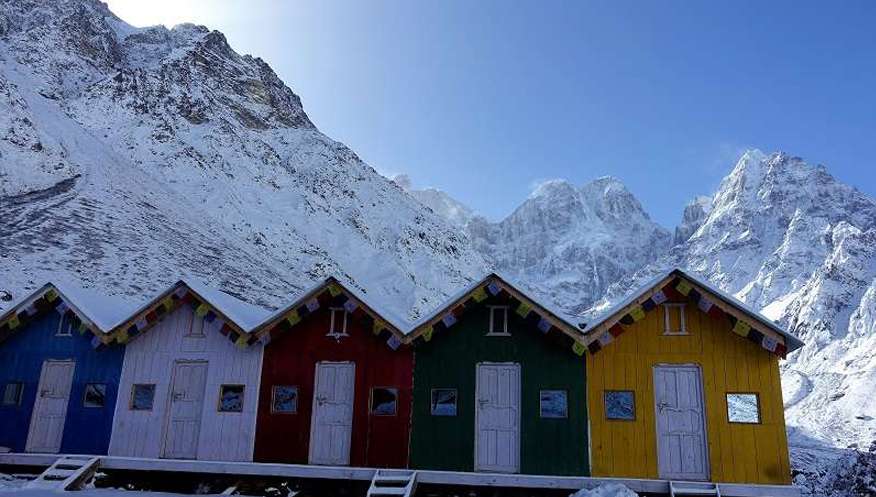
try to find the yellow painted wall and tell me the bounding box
[586,300,791,484]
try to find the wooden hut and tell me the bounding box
[252,278,412,468]
[0,282,133,455]
[582,268,804,485]
[107,280,269,462]
[406,274,590,476]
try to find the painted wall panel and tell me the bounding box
[254,306,412,468]
[586,300,791,484]
[0,312,124,454]
[410,302,589,476]
[109,305,262,461]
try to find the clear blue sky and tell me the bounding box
[106,0,876,228]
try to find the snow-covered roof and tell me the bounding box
[407,272,585,341]
[251,277,407,340]
[582,268,805,353]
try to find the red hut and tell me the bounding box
[252,278,411,468]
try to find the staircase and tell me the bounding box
[24,455,101,490]
[366,469,418,497]
[669,481,722,497]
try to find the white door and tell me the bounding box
[654,365,710,480]
[25,360,76,453]
[163,361,208,459]
[475,362,521,473]
[309,361,355,465]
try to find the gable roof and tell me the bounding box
[108,279,272,347]
[0,281,139,346]
[251,277,407,346]
[407,273,586,345]
[581,268,804,357]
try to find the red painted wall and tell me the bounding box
[254,306,413,468]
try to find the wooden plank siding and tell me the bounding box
[108,304,263,461]
[586,299,790,484]
[0,311,125,454]
[410,300,589,476]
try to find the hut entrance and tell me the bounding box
[308,361,355,466]
[162,361,208,459]
[26,359,76,453]
[653,364,710,481]
[474,362,520,474]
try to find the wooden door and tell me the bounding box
[474,362,520,473]
[308,361,355,465]
[163,361,208,459]
[25,360,76,453]
[654,364,710,480]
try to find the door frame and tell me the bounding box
[652,363,711,481]
[473,361,521,473]
[25,359,76,453]
[160,359,209,459]
[308,360,356,465]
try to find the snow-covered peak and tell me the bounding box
[528,178,577,200]
[673,195,713,245]
[393,174,477,227]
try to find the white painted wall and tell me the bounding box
[108,305,263,461]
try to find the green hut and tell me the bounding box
[407,274,589,476]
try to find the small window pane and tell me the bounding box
[83,383,107,408]
[131,384,155,411]
[540,390,568,418]
[272,385,298,413]
[727,393,760,423]
[604,390,635,420]
[488,307,509,335]
[219,385,245,412]
[431,388,457,416]
[371,387,398,416]
[2,382,23,406]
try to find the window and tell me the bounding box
[186,313,206,337]
[327,307,349,339]
[540,390,568,418]
[727,393,760,424]
[272,385,298,414]
[430,388,458,416]
[130,384,156,411]
[2,382,23,406]
[83,383,107,408]
[487,306,510,336]
[56,315,73,337]
[219,385,245,412]
[663,303,688,335]
[370,387,398,416]
[604,390,635,420]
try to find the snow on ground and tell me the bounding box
[569,483,638,497]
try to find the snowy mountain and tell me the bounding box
[392,174,475,227]
[0,0,489,318]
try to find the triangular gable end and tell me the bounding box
[407,274,588,357]
[0,284,112,349]
[109,281,256,349]
[584,272,793,359]
[252,277,406,351]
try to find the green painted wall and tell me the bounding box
[410,302,589,476]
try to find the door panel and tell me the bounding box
[309,362,355,465]
[163,361,208,459]
[654,365,709,480]
[475,363,520,473]
[26,360,76,453]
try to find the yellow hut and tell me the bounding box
[582,268,803,486]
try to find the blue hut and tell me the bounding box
[0,283,133,454]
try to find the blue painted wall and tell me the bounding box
[0,310,125,454]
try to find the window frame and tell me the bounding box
[604,389,636,421]
[217,384,246,413]
[662,303,688,336]
[430,388,458,417]
[327,307,350,339]
[726,392,761,424]
[130,383,156,411]
[56,315,73,337]
[486,305,511,336]
[539,389,569,419]
[82,383,107,408]
[370,386,399,416]
[185,312,206,338]
[271,385,299,414]
[2,382,24,407]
